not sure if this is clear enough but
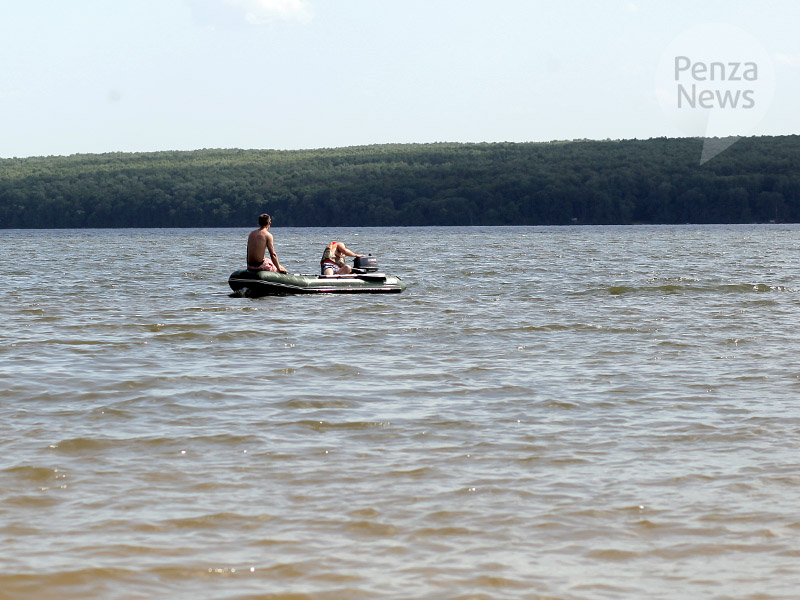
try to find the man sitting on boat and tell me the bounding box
[247,214,288,274]
[321,241,364,276]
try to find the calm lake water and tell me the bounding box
[1,225,800,600]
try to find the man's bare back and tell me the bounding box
[246,228,270,265]
[246,214,288,273]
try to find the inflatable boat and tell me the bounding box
[229,255,406,296]
[228,269,406,296]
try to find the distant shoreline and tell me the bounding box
[2,136,799,228]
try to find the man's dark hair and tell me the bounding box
[258,213,271,227]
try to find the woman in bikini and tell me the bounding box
[320,241,364,276]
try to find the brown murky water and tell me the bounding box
[2,225,799,599]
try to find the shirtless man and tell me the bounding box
[246,214,288,273]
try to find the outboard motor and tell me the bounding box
[353,254,379,273]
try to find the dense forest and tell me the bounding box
[1,136,798,228]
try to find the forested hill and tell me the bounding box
[1,136,798,228]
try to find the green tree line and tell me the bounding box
[1,136,799,228]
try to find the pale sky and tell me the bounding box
[1,0,799,158]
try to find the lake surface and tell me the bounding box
[1,225,800,600]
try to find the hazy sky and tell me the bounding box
[1,0,798,158]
